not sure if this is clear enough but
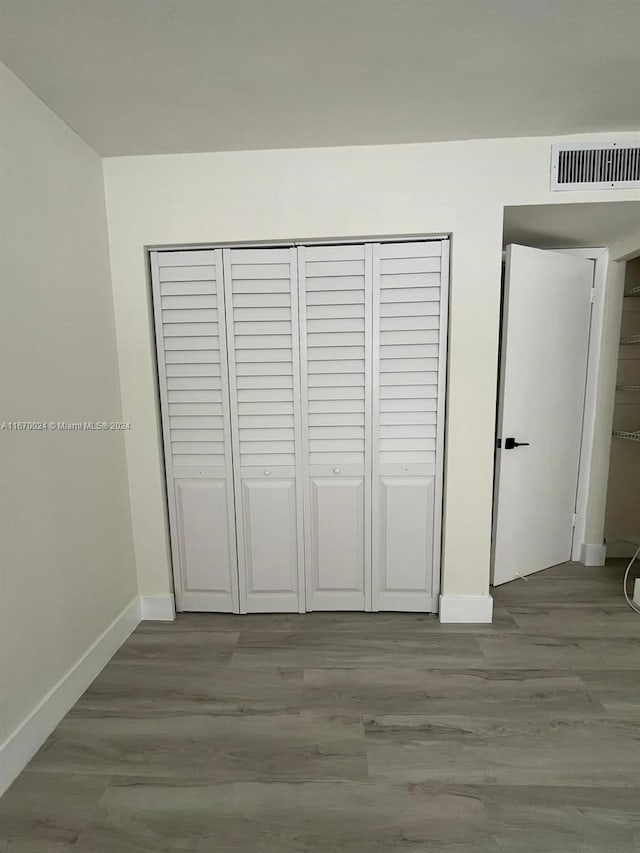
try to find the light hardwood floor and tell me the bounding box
[1,560,640,851]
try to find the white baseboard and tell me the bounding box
[603,541,638,559]
[580,543,607,566]
[140,593,175,621]
[0,596,140,798]
[439,594,493,624]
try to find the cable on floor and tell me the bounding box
[622,543,640,615]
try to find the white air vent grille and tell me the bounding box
[551,141,640,190]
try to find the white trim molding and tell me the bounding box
[140,593,176,621]
[439,594,494,624]
[580,542,607,566]
[556,248,608,563]
[0,597,141,798]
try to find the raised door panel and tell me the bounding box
[224,247,304,612]
[309,477,366,610]
[298,243,371,610]
[175,479,235,611]
[372,240,448,613]
[378,476,435,611]
[152,249,238,612]
[241,479,300,611]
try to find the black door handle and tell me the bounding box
[502,437,530,450]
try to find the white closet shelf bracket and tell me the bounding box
[624,286,640,298]
[616,385,640,392]
[619,334,640,345]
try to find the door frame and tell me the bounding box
[562,247,608,563]
[491,245,608,582]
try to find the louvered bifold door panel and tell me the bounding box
[151,250,239,612]
[224,248,305,613]
[372,240,449,612]
[299,244,372,610]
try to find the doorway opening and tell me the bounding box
[492,201,640,592]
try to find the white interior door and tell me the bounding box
[298,244,372,610]
[492,244,593,586]
[372,241,449,611]
[151,250,239,612]
[223,247,305,613]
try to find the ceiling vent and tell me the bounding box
[551,141,640,191]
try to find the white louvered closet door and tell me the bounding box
[224,248,305,613]
[372,240,449,611]
[151,250,239,612]
[299,245,372,610]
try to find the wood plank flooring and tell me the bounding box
[2,560,640,851]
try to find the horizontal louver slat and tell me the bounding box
[306,290,364,306]
[167,377,220,390]
[163,323,218,337]
[158,250,216,267]
[170,416,224,430]
[236,388,294,402]
[307,303,365,320]
[172,441,223,454]
[309,386,365,400]
[173,454,224,467]
[235,321,292,335]
[168,390,222,403]
[308,399,364,413]
[241,453,294,466]
[310,451,364,465]
[168,403,223,416]
[171,428,224,442]
[231,278,292,293]
[380,287,439,303]
[235,362,293,376]
[163,309,217,323]
[159,265,217,282]
[380,315,439,331]
[380,398,437,412]
[239,428,295,441]
[238,401,294,415]
[165,363,220,377]
[235,349,293,362]
[161,294,217,309]
[236,375,293,389]
[380,257,441,275]
[380,451,435,465]
[379,272,441,289]
[309,373,364,387]
[307,318,365,332]
[381,301,439,317]
[160,281,214,296]
[165,350,220,364]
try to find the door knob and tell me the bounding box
[501,437,530,450]
[333,467,341,474]
[264,469,271,476]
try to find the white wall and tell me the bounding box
[102,133,640,604]
[0,64,137,772]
